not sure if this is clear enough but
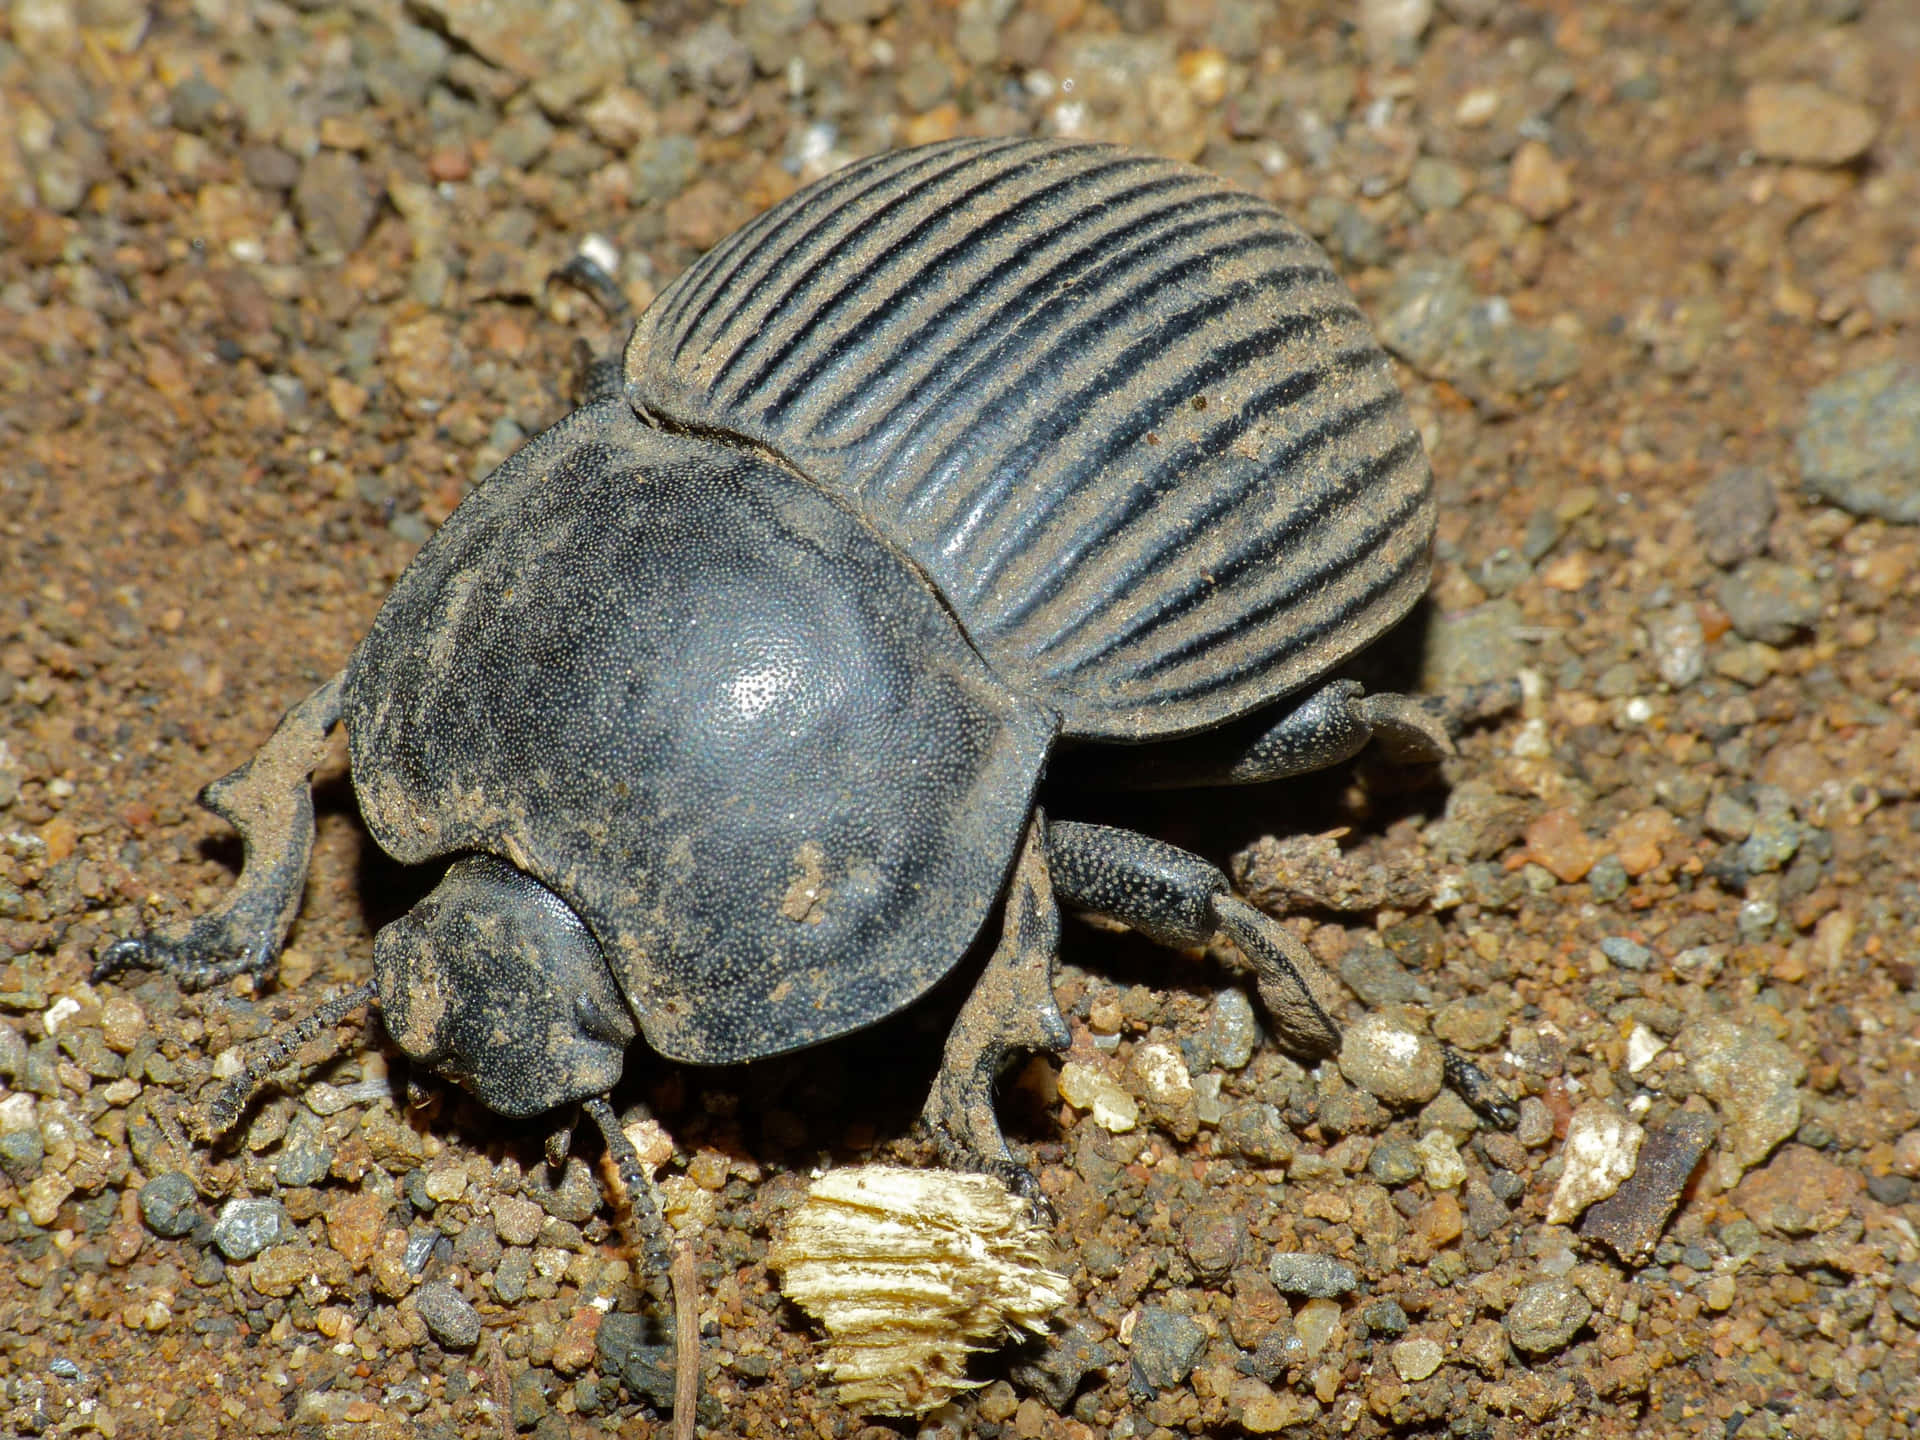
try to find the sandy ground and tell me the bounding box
[4,0,1920,1436]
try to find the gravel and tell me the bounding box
[6,1,1919,1434]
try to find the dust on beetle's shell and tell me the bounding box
[768,1165,1072,1416]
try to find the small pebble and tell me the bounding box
[1744,82,1878,166]
[1219,1102,1295,1165]
[212,1197,291,1261]
[1129,1305,1206,1391]
[139,1172,200,1238]
[1522,808,1596,884]
[1625,1025,1665,1074]
[415,1280,482,1350]
[1416,1130,1468,1189]
[1508,140,1573,222]
[1693,467,1776,568]
[1678,1019,1804,1170]
[1391,1336,1444,1382]
[1646,604,1704,688]
[1292,1298,1342,1359]
[1182,1208,1246,1279]
[1206,989,1259,1070]
[1368,1136,1422,1185]
[1546,1102,1644,1224]
[1717,560,1821,645]
[1599,937,1652,971]
[1506,1279,1591,1354]
[1796,361,1920,522]
[1268,1252,1358,1298]
[493,1194,545,1247]
[1058,1061,1139,1134]
[1339,1013,1444,1106]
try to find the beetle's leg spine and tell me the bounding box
[583,1096,675,1297]
[203,979,377,1137]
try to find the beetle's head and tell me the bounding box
[373,854,636,1117]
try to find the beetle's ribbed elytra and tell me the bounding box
[100,140,1513,1323]
[628,137,1434,740]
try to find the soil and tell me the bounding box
[4,1,1920,1438]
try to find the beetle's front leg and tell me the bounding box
[95,673,345,991]
[920,813,1070,1203]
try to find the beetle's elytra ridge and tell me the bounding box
[628,136,1435,741]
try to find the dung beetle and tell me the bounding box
[99,137,1512,1268]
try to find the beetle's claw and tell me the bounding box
[92,933,165,984]
[992,1159,1056,1226]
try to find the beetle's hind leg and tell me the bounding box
[1047,820,1516,1127]
[95,673,345,992]
[1098,676,1522,790]
[548,249,635,406]
[920,813,1071,1204]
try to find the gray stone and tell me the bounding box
[596,1311,677,1408]
[294,150,376,257]
[1599,937,1651,971]
[1219,1102,1296,1165]
[1647,603,1704,688]
[1361,1298,1409,1337]
[273,1109,333,1188]
[1420,597,1526,692]
[1368,1136,1422,1185]
[1718,560,1821,644]
[1129,1305,1207,1392]
[412,0,633,115]
[1586,855,1629,904]
[169,75,227,134]
[1694,467,1776,568]
[1797,362,1920,522]
[1008,1323,1111,1409]
[1268,1252,1358,1298]
[0,1127,43,1184]
[1506,1279,1590,1354]
[1378,259,1584,408]
[1204,989,1259,1071]
[415,1280,482,1350]
[212,1197,290,1260]
[674,18,752,104]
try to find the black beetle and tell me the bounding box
[100,138,1510,1268]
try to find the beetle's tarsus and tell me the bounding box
[584,1095,675,1299]
[203,979,377,1137]
[551,251,635,331]
[98,674,344,995]
[550,252,634,406]
[921,817,1067,1189]
[1211,893,1347,1060]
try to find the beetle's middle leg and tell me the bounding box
[920,812,1071,1201]
[1046,819,1516,1126]
[94,672,345,991]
